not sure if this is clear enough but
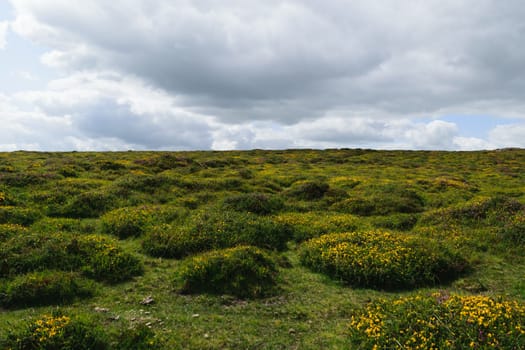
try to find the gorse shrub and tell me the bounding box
[1,311,109,350]
[500,212,525,245]
[273,212,362,242]
[74,234,143,283]
[142,210,293,258]
[0,271,95,308]
[60,191,117,218]
[0,206,43,226]
[371,213,419,231]
[175,246,278,298]
[0,223,28,241]
[422,195,524,226]
[299,231,468,290]
[285,180,330,200]
[222,192,284,215]
[333,185,425,216]
[0,232,143,283]
[30,217,87,234]
[100,205,187,238]
[349,292,525,349]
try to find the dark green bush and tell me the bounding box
[0,271,95,308]
[1,311,109,350]
[60,191,117,218]
[285,180,330,200]
[31,217,87,234]
[372,213,419,231]
[499,212,525,245]
[0,233,77,277]
[143,210,293,258]
[299,231,468,290]
[333,186,424,216]
[422,196,524,226]
[0,224,28,241]
[0,232,142,283]
[175,246,278,298]
[222,192,284,215]
[0,206,43,226]
[100,205,187,238]
[75,235,144,283]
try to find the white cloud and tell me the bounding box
[489,124,525,148]
[0,21,8,49]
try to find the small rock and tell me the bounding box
[204,333,210,339]
[140,296,155,305]
[145,322,152,326]
[94,307,109,313]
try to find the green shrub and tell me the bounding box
[60,191,117,218]
[31,217,87,234]
[500,212,525,245]
[0,232,143,283]
[142,210,293,258]
[100,205,187,238]
[175,246,278,298]
[0,271,95,308]
[0,206,43,226]
[299,231,468,290]
[222,192,284,215]
[333,182,425,216]
[349,292,525,349]
[274,212,362,241]
[1,311,109,350]
[285,180,330,200]
[422,196,523,226]
[75,235,144,283]
[372,213,419,231]
[0,223,28,241]
[0,232,78,277]
[142,224,214,259]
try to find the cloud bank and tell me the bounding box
[2,0,525,150]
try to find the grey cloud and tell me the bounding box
[6,0,525,151]
[10,0,523,123]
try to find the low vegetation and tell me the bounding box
[0,148,524,348]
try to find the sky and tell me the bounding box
[0,0,524,151]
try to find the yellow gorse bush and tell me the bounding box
[349,293,525,349]
[300,231,467,289]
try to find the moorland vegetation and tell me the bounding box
[0,149,524,349]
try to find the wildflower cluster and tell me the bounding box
[349,293,525,349]
[175,245,278,298]
[31,314,71,343]
[299,231,467,289]
[2,312,109,349]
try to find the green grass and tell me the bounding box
[1,149,525,348]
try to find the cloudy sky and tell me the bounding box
[1,0,524,151]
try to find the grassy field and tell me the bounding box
[0,149,524,349]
